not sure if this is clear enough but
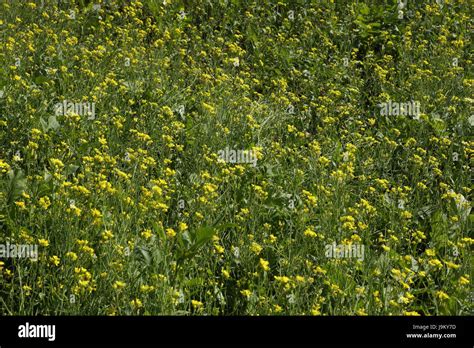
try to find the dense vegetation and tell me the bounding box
[0,0,472,315]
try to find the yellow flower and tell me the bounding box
[287,124,297,133]
[66,251,78,261]
[444,261,460,269]
[214,244,224,254]
[425,249,436,257]
[141,229,153,240]
[404,311,421,316]
[22,285,32,296]
[191,300,203,309]
[240,289,252,299]
[203,183,217,194]
[140,285,155,293]
[417,182,428,190]
[101,229,114,241]
[202,102,215,114]
[250,241,262,255]
[259,258,270,272]
[314,266,326,275]
[274,276,291,284]
[38,238,49,247]
[49,255,60,266]
[428,259,443,268]
[295,276,305,283]
[0,159,11,173]
[38,196,51,209]
[166,228,176,238]
[4,269,13,278]
[91,208,102,219]
[50,158,64,168]
[435,291,449,300]
[304,228,318,238]
[15,201,26,209]
[459,276,469,285]
[113,281,126,290]
[130,298,143,309]
[302,190,317,206]
[221,268,230,279]
[311,304,321,315]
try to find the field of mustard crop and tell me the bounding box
[0,0,472,315]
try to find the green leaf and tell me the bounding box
[194,226,216,247]
[65,164,79,176]
[178,226,217,261]
[40,117,49,132]
[152,221,165,240]
[48,115,60,130]
[430,211,448,248]
[181,230,192,246]
[359,4,370,16]
[34,75,49,85]
[135,246,152,266]
[43,168,52,182]
[7,169,27,204]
